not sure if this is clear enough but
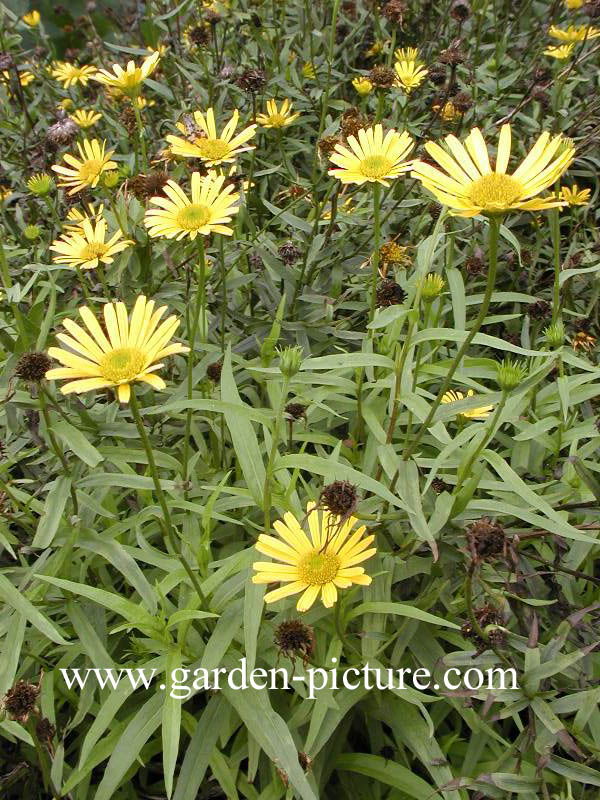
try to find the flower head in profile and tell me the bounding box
[46,296,188,403]
[442,389,493,420]
[395,47,420,62]
[167,108,256,165]
[256,99,300,129]
[544,44,575,59]
[560,184,591,206]
[352,76,373,96]
[328,124,414,186]
[51,139,117,195]
[93,51,160,96]
[394,58,428,93]
[63,202,105,233]
[144,171,240,240]
[23,10,41,26]
[70,109,103,128]
[412,124,574,217]
[51,61,97,88]
[549,24,600,41]
[252,503,376,611]
[50,217,133,270]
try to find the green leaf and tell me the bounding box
[0,574,71,645]
[347,601,460,629]
[32,476,71,548]
[52,419,103,468]
[335,753,442,799]
[173,695,225,800]
[163,649,182,799]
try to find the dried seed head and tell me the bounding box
[0,53,15,71]
[431,477,451,493]
[439,43,466,66]
[47,111,79,147]
[450,0,472,21]
[572,331,596,352]
[467,518,505,561]
[451,90,472,113]
[3,680,39,723]
[376,280,406,308]
[531,85,550,107]
[248,251,263,270]
[278,241,301,265]
[36,717,56,744]
[369,65,397,89]
[318,135,341,158]
[188,24,211,47]
[298,752,312,772]
[428,64,448,86]
[15,352,52,383]
[206,361,223,382]
[428,202,442,219]
[340,108,369,140]
[236,68,267,93]
[528,299,551,320]
[274,619,315,665]
[285,402,307,421]
[464,248,485,277]
[129,172,169,200]
[120,106,137,135]
[319,480,358,517]
[382,0,407,24]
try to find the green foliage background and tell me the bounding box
[1,0,600,798]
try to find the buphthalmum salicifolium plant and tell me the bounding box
[1,0,600,798]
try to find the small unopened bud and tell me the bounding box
[495,357,527,392]
[27,172,55,196]
[24,224,41,241]
[278,346,303,377]
[544,321,565,349]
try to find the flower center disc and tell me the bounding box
[78,159,103,181]
[176,204,212,231]
[298,551,340,585]
[81,242,109,259]
[269,114,286,127]
[469,173,522,211]
[360,154,393,179]
[195,138,231,162]
[100,347,146,383]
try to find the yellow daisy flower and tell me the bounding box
[352,76,373,96]
[395,47,420,62]
[252,503,376,611]
[63,202,105,232]
[2,70,35,87]
[46,296,189,403]
[51,61,97,88]
[544,44,575,59]
[549,24,600,41]
[565,0,584,7]
[23,10,41,26]
[166,108,256,165]
[0,186,12,202]
[302,62,316,79]
[60,98,73,110]
[256,99,300,129]
[133,95,155,109]
[144,171,240,240]
[92,51,160,96]
[70,109,103,128]
[51,139,117,196]
[560,184,591,206]
[147,43,168,56]
[50,217,133,270]
[328,124,414,186]
[394,59,428,93]
[441,389,493,420]
[411,124,574,217]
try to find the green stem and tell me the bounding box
[129,388,206,606]
[454,392,507,487]
[550,206,561,324]
[39,387,79,515]
[404,215,501,460]
[370,183,382,323]
[183,237,206,492]
[263,374,291,534]
[133,101,148,171]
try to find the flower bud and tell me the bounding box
[420,273,445,302]
[495,357,527,392]
[278,345,303,377]
[27,172,55,196]
[543,320,565,349]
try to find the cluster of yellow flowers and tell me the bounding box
[544,23,600,58]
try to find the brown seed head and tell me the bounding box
[319,480,358,517]
[15,352,53,383]
[369,65,397,89]
[3,680,40,723]
[376,280,407,308]
[274,619,315,665]
[467,518,505,561]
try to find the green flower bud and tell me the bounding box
[27,172,55,196]
[543,320,565,349]
[24,224,41,240]
[278,345,303,377]
[102,170,120,189]
[420,273,445,303]
[496,357,527,392]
